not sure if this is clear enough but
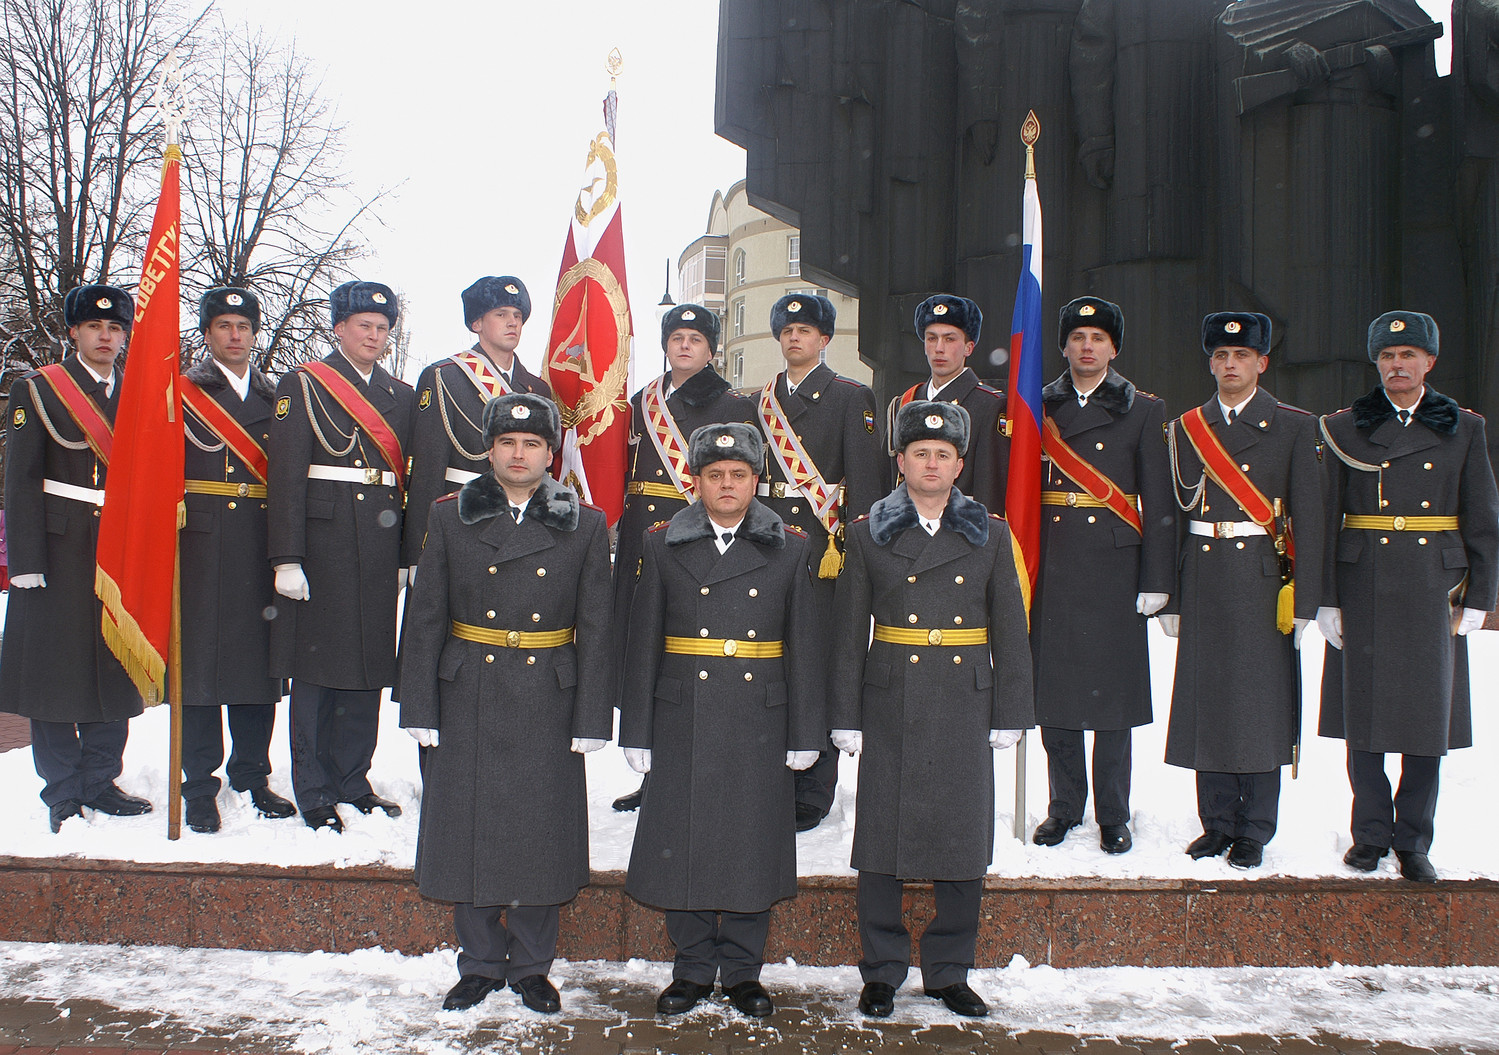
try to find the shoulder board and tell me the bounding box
[784,524,808,538]
[1325,407,1353,418]
[648,520,670,533]
[1136,390,1162,402]
[975,383,1002,398]
[989,512,1004,520]
[1460,407,1486,420]
[850,513,871,525]
[831,375,865,389]
[435,492,459,504]
[1276,402,1313,416]
[580,499,604,512]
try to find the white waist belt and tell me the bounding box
[756,481,810,500]
[444,467,481,485]
[1188,520,1268,539]
[308,465,397,487]
[43,479,105,506]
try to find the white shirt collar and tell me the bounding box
[1218,391,1256,422]
[926,371,964,401]
[1386,386,1424,423]
[77,356,114,397]
[918,515,941,536]
[712,517,746,554]
[213,359,252,400]
[337,351,374,384]
[1075,377,1104,406]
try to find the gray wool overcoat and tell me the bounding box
[828,485,1034,881]
[398,473,614,907]
[620,498,822,914]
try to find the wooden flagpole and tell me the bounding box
[168,545,182,840]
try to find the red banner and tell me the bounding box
[543,88,632,525]
[95,145,185,705]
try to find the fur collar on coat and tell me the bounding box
[1041,367,1135,416]
[664,496,785,549]
[457,473,580,531]
[1351,385,1459,435]
[868,483,990,547]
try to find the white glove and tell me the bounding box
[1317,606,1342,650]
[1136,592,1169,617]
[1159,614,1180,638]
[830,728,863,755]
[571,737,607,753]
[406,727,439,747]
[624,747,652,774]
[989,728,1023,750]
[1292,617,1310,650]
[9,573,45,589]
[1457,607,1487,636]
[274,563,310,601]
[407,565,419,588]
[786,750,819,770]
[397,567,409,592]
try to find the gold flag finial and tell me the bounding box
[1021,110,1040,180]
[607,48,624,81]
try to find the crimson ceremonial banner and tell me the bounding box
[95,144,185,704]
[543,70,633,526]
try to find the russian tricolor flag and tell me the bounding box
[1005,113,1044,609]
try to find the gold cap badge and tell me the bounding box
[511,404,531,419]
[787,300,802,312]
[715,433,734,447]
[505,284,519,295]
[1390,319,1406,332]
[1079,304,1096,316]
[1225,320,1241,334]
[371,291,388,304]
[682,310,696,320]
[933,303,949,315]
[925,413,944,428]
[96,297,113,309]
[226,293,244,306]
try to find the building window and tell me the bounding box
[733,298,746,338]
[733,249,746,288]
[788,235,801,277]
[731,349,744,388]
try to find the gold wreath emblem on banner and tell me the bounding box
[574,133,618,228]
[546,257,632,444]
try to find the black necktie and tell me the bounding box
[509,505,522,522]
[1398,409,1411,426]
[1227,408,1237,424]
[721,531,734,547]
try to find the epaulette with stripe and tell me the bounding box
[1277,402,1312,416]
[648,520,670,533]
[975,383,1003,398]
[850,513,871,525]
[832,375,866,389]
[784,524,808,538]
[435,491,459,503]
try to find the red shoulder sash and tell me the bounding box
[298,361,406,490]
[181,379,269,484]
[1178,407,1275,526]
[36,363,113,464]
[1040,415,1142,534]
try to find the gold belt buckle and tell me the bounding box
[1215,521,1235,539]
[1065,492,1078,507]
[723,639,738,656]
[237,482,250,497]
[1392,516,1407,531]
[927,628,943,645]
[364,467,382,485]
[505,630,520,647]
[771,482,788,499]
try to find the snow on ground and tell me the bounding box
[2,940,1498,1054]
[1,613,1496,882]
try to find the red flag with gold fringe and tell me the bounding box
[95,144,185,704]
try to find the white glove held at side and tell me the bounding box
[1316,606,1342,650]
[274,563,310,601]
[406,727,439,747]
[1159,614,1180,638]
[830,729,863,755]
[9,574,45,589]
[1136,592,1169,617]
[1457,607,1487,636]
[786,750,820,770]
[1292,617,1310,650]
[624,747,652,774]
[571,738,607,753]
[989,729,1023,750]
[407,565,419,588]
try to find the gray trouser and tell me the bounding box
[30,718,128,807]
[182,703,276,800]
[1040,726,1132,825]
[664,909,770,987]
[1196,769,1281,843]
[453,902,560,984]
[1348,749,1441,853]
[289,682,379,810]
[856,870,980,990]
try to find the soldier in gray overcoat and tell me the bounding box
[178,287,295,834]
[0,285,151,832]
[398,392,613,1015]
[756,293,886,831]
[620,422,822,1019]
[609,303,756,813]
[1317,311,1499,882]
[1031,296,1175,855]
[829,400,1034,1020]
[267,280,416,831]
[1162,312,1324,869]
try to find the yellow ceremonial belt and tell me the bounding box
[450,621,575,648]
[1342,515,1459,532]
[1040,491,1139,510]
[184,479,267,499]
[626,481,688,500]
[663,636,784,658]
[873,625,990,646]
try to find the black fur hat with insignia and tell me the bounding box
[687,421,764,474]
[482,392,561,450]
[63,284,134,333]
[1059,296,1123,352]
[199,286,261,333]
[462,275,531,328]
[662,302,720,351]
[914,294,981,345]
[330,280,399,327]
[1367,310,1438,361]
[771,293,836,337]
[1202,311,1271,356]
[895,399,971,457]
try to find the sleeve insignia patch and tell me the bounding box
[863,409,875,434]
[275,396,291,419]
[12,407,25,429]
[419,388,431,410]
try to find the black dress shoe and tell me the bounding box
[302,805,344,832]
[858,981,896,1017]
[249,786,296,819]
[1032,816,1079,846]
[1227,837,1264,869]
[346,793,402,817]
[82,784,152,816]
[510,974,561,1013]
[1343,843,1388,872]
[1187,830,1234,859]
[656,977,713,1015]
[613,784,645,812]
[1100,824,1133,854]
[795,802,828,832]
[185,796,221,834]
[724,979,774,1017]
[49,800,83,833]
[442,973,502,1011]
[1396,850,1438,883]
[924,981,989,1017]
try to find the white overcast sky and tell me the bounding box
[212,0,1454,381]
